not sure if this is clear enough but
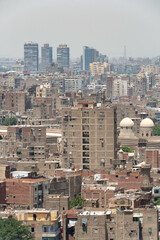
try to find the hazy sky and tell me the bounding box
[0,0,160,59]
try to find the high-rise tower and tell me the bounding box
[41,43,52,72]
[82,46,98,71]
[57,44,70,69]
[24,42,39,72]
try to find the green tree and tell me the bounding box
[154,124,160,136]
[69,195,84,209]
[150,98,158,103]
[121,146,133,153]
[0,218,33,240]
[2,117,17,126]
[156,199,160,205]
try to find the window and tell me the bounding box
[33,214,37,221]
[148,217,152,221]
[100,112,104,115]
[31,227,34,233]
[82,223,87,233]
[93,228,98,233]
[93,217,97,221]
[148,228,152,233]
[154,189,159,194]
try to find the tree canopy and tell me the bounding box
[2,117,17,126]
[69,195,84,209]
[156,199,160,205]
[121,146,133,153]
[0,218,33,240]
[154,124,160,136]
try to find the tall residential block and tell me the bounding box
[62,101,117,170]
[106,76,113,99]
[83,46,98,71]
[41,43,52,71]
[57,44,70,69]
[5,92,26,112]
[24,42,39,72]
[64,77,82,92]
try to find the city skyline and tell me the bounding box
[1,0,160,59]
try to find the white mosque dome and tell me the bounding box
[140,118,154,128]
[120,117,134,128]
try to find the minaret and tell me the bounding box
[141,164,152,192]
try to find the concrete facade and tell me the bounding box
[62,102,117,170]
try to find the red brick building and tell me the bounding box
[0,181,6,206]
[5,178,49,209]
[146,149,160,168]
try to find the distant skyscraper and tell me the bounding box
[24,42,39,72]
[57,44,70,69]
[41,43,52,71]
[82,46,98,71]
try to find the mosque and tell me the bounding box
[118,117,160,150]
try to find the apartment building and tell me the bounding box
[7,125,47,161]
[74,207,159,240]
[62,101,117,170]
[5,178,49,209]
[89,62,108,76]
[15,209,61,240]
[5,92,26,112]
[64,77,82,93]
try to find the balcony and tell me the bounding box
[38,190,42,195]
[42,228,60,238]
[82,125,89,131]
[83,152,89,157]
[83,138,89,144]
[83,165,89,170]
[83,158,89,164]
[83,132,89,138]
[83,145,89,150]
[82,112,89,117]
[82,119,89,124]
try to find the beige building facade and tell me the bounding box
[62,102,117,170]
